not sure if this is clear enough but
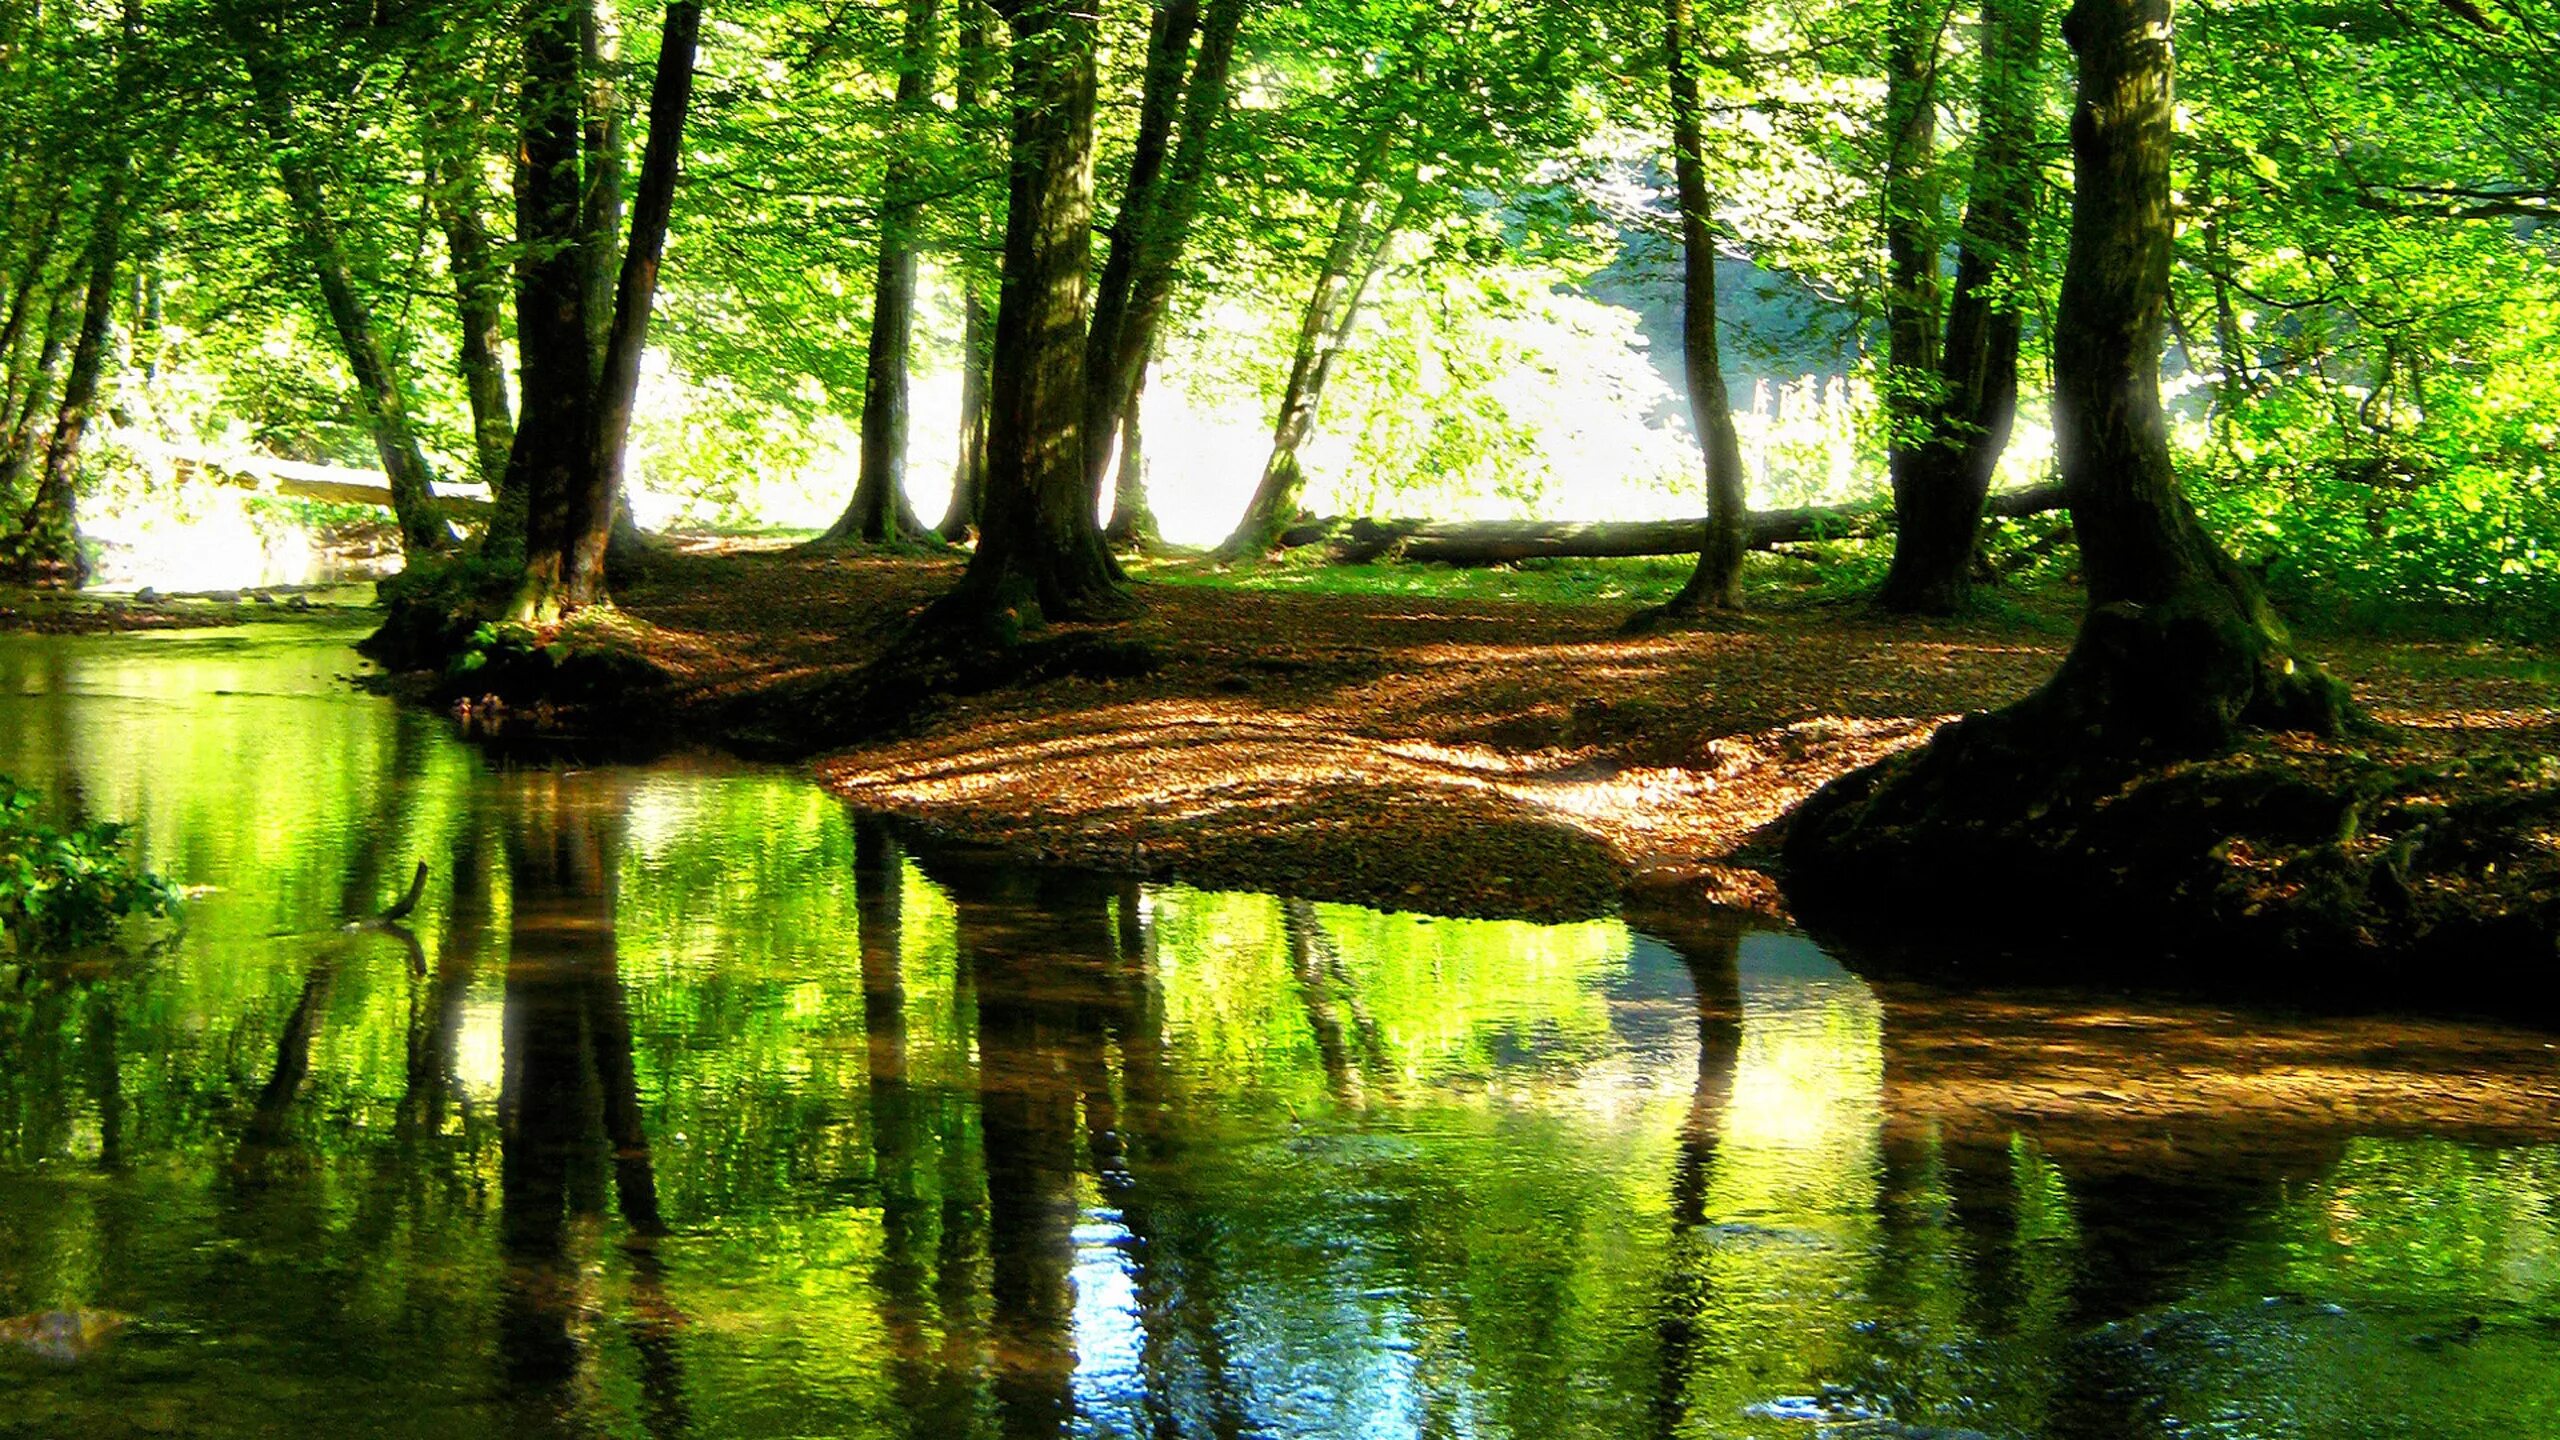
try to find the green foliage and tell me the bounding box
[0,775,179,953]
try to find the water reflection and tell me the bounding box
[2,622,2560,1439]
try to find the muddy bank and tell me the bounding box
[348,548,2560,947]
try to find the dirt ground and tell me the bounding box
[560,548,2560,925]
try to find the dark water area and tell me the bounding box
[3,620,2560,1439]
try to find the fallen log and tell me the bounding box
[171,453,493,520]
[1279,485,2067,566]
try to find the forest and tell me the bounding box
[0,0,2548,965]
[3,0,2560,1431]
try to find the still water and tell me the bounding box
[3,618,2559,1439]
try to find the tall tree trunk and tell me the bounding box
[924,0,1121,632]
[236,41,452,556]
[1218,145,1407,560]
[510,1,701,621]
[939,2,1002,545]
[820,0,944,547]
[1644,0,1751,617]
[2027,0,2343,748]
[1086,0,1247,536]
[503,0,598,612]
[1082,0,1198,508]
[1878,0,2046,614]
[426,116,518,494]
[943,274,993,543]
[1102,360,1159,548]
[580,3,659,572]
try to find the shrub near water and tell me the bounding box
[0,777,180,953]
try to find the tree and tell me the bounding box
[7,0,141,588]
[938,0,1003,545]
[507,0,702,622]
[1786,0,2352,892]
[1084,0,1250,550]
[1216,0,1600,560]
[224,10,452,556]
[1875,0,2049,615]
[1636,0,1750,616]
[815,0,944,548]
[919,0,1124,635]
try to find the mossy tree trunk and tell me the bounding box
[1878,0,2047,615]
[508,0,700,623]
[1788,0,2349,907]
[923,0,1125,634]
[1645,0,1751,616]
[2031,0,2344,749]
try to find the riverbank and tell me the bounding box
[343,548,2560,945]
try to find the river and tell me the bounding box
[2,616,2557,1439]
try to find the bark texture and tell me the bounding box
[509,0,700,621]
[1877,0,2046,614]
[1647,0,1752,617]
[924,0,1124,633]
[1784,0,2353,953]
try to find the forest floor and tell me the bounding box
[452,545,2559,928]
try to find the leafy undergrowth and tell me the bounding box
[374,545,2560,931]
[0,776,179,954]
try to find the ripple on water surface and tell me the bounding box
[1,622,2557,1439]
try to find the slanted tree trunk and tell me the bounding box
[1878,0,2046,614]
[585,3,699,594]
[1084,0,1244,528]
[0,281,70,496]
[509,0,700,622]
[1102,361,1160,549]
[819,0,943,547]
[7,0,137,586]
[0,206,59,423]
[1639,0,1751,618]
[1218,141,1409,560]
[11,227,115,586]
[922,0,1122,632]
[234,39,451,556]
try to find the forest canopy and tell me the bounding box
[0,0,2545,631]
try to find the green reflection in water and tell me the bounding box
[0,623,2557,1439]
